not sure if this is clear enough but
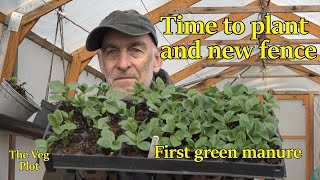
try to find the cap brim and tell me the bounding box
[86,25,152,51]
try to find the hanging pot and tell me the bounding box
[0,78,40,121]
[33,99,57,129]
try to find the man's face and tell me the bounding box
[97,29,162,94]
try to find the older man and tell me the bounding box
[86,9,172,97]
[77,9,174,180]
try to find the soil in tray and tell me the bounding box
[61,133,82,154]
[58,103,88,133]
[227,121,239,129]
[135,102,155,122]
[109,114,123,136]
[121,146,148,157]
[264,142,282,164]
[81,134,101,154]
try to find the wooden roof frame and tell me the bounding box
[1,0,320,85]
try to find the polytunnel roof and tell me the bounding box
[1,0,320,88]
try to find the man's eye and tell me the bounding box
[107,50,117,54]
[131,48,142,53]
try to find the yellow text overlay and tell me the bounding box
[8,149,50,171]
[154,145,302,163]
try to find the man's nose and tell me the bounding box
[117,51,132,70]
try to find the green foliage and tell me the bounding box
[37,79,282,156]
[97,128,123,151]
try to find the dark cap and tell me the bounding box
[86,9,158,51]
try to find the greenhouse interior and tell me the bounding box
[0,0,320,180]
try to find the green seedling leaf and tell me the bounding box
[218,130,229,141]
[93,117,109,130]
[83,107,100,119]
[67,82,80,90]
[231,84,247,96]
[271,137,282,146]
[85,86,95,93]
[223,143,235,150]
[97,137,112,149]
[256,140,270,149]
[234,131,246,148]
[189,121,201,135]
[213,113,224,122]
[49,80,66,94]
[170,135,181,147]
[223,83,233,97]
[35,139,48,153]
[137,130,150,143]
[52,126,64,135]
[215,140,227,149]
[195,137,208,148]
[137,141,150,151]
[103,100,119,114]
[186,138,194,146]
[60,123,77,131]
[176,123,188,130]
[174,129,190,141]
[204,127,216,137]
[111,141,122,150]
[224,111,234,122]
[125,131,136,140]
[117,135,131,143]
[101,128,115,142]
[209,134,219,147]
[159,137,171,146]
[49,95,66,101]
[105,89,125,101]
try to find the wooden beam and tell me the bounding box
[267,34,320,61]
[1,31,19,80]
[171,34,258,83]
[171,58,210,83]
[8,135,16,180]
[199,39,320,46]
[169,5,320,14]
[286,65,320,84]
[170,7,258,84]
[171,1,258,46]
[281,135,305,139]
[272,91,320,95]
[218,74,312,78]
[204,60,320,67]
[80,58,92,72]
[270,2,320,39]
[26,31,72,61]
[0,12,6,24]
[146,0,200,24]
[65,57,81,96]
[306,94,314,180]
[190,53,259,90]
[19,18,39,44]
[274,94,305,100]
[26,31,104,79]
[0,25,10,80]
[72,46,96,62]
[71,0,201,61]
[21,0,73,25]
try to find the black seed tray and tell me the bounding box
[45,152,286,178]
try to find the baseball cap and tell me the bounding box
[86,9,158,51]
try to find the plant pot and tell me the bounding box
[0,79,40,121]
[33,100,57,129]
